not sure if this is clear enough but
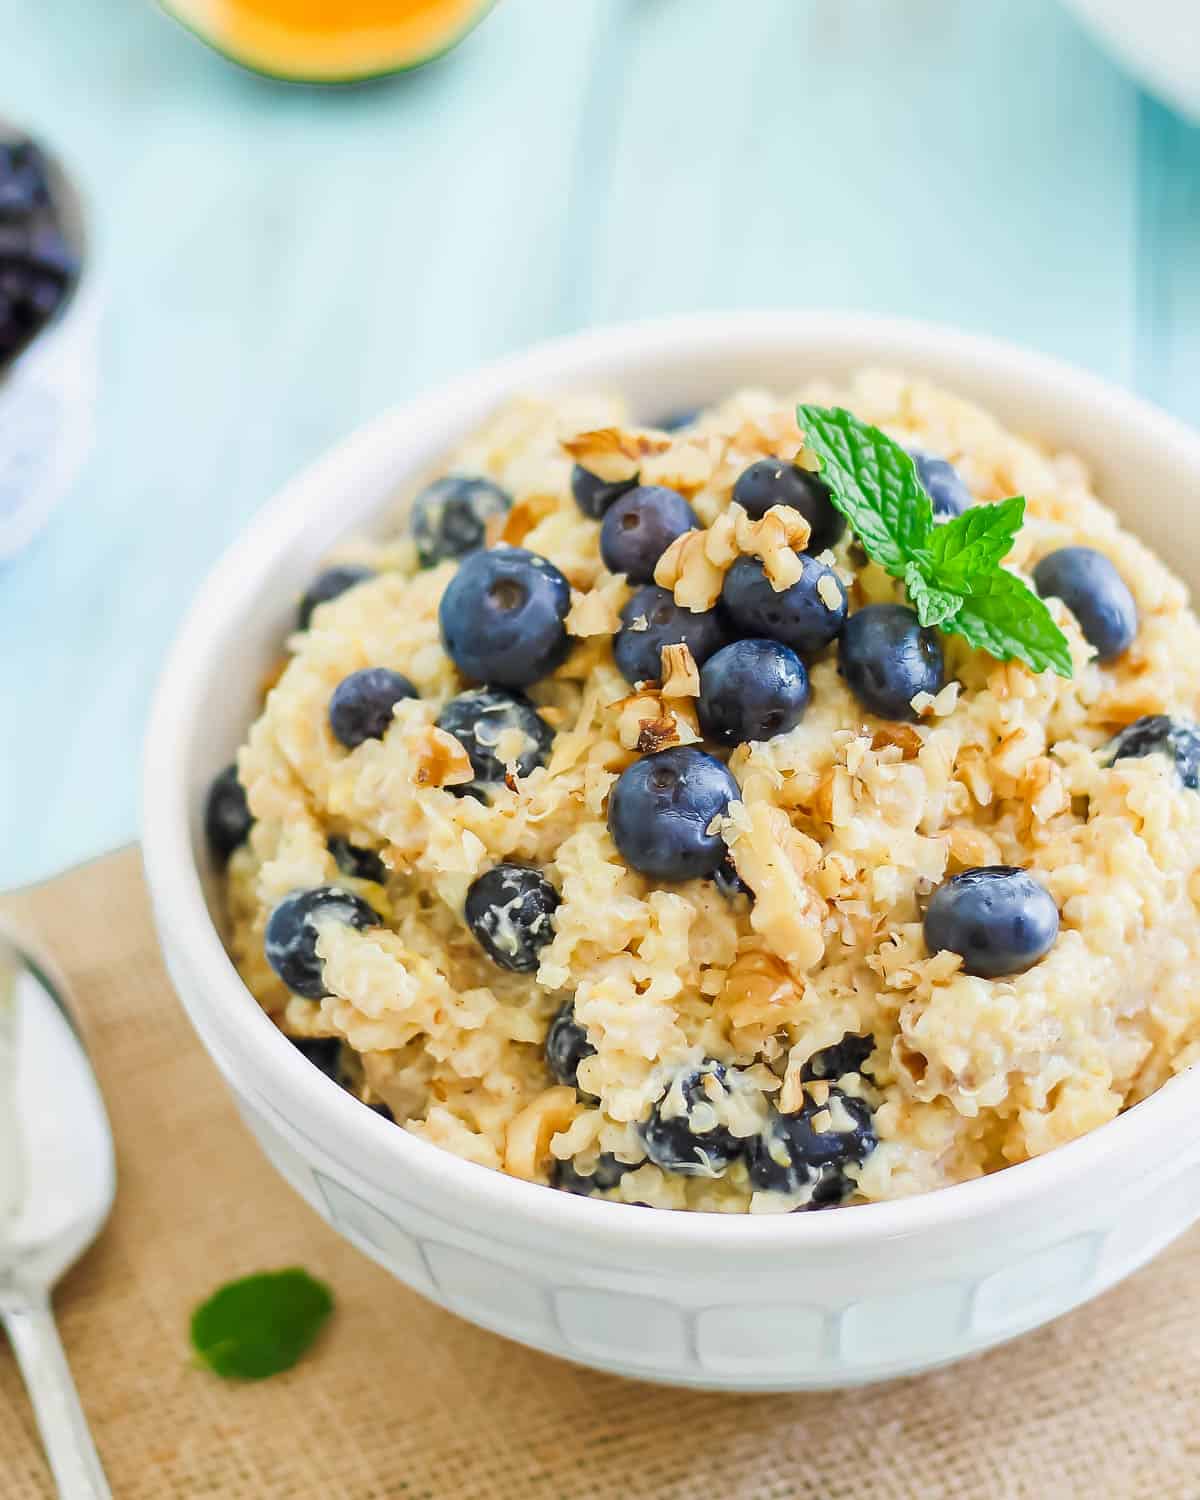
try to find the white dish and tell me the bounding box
[1062,0,1200,121]
[142,311,1200,1390]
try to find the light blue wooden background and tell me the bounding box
[1,0,1198,890]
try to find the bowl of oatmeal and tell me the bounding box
[142,312,1200,1388]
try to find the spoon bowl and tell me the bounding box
[0,930,114,1498]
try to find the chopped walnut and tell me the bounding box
[567,573,628,638]
[411,726,474,789]
[660,642,701,698]
[561,426,670,483]
[945,826,1002,871]
[612,688,701,752]
[654,529,726,610]
[499,492,558,548]
[503,1086,579,1181]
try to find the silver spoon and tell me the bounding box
[0,932,115,1498]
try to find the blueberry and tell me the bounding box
[0,142,79,369]
[599,485,699,585]
[924,866,1059,979]
[641,1060,747,1177]
[612,584,730,687]
[464,864,559,973]
[435,687,554,799]
[911,450,971,520]
[1106,714,1200,790]
[802,1032,874,1082]
[657,408,700,432]
[838,604,944,721]
[290,1036,343,1082]
[608,746,740,882]
[732,458,846,554]
[571,464,638,520]
[746,1091,876,1203]
[327,836,387,885]
[439,546,571,689]
[712,851,753,903]
[298,565,375,630]
[264,887,381,999]
[552,1154,633,1196]
[411,474,511,567]
[328,667,417,749]
[545,1001,596,1089]
[1032,546,1137,663]
[720,553,848,658]
[204,764,253,863]
[698,638,810,747]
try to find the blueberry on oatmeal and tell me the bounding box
[1032,546,1138,663]
[435,687,554,799]
[732,457,845,553]
[910,449,971,519]
[328,667,417,749]
[720,552,847,656]
[641,1060,750,1177]
[802,1033,875,1082]
[298,565,375,630]
[545,1001,596,1090]
[838,603,944,721]
[746,1091,876,1204]
[439,546,571,688]
[465,864,559,973]
[599,484,699,585]
[612,584,729,687]
[264,887,380,1000]
[924,866,1059,979]
[290,1036,343,1081]
[570,463,638,520]
[411,474,511,566]
[1106,714,1200,790]
[552,1154,634,1196]
[327,837,387,885]
[608,746,739,882]
[697,638,810,746]
[204,764,253,863]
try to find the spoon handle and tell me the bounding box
[2,1291,112,1498]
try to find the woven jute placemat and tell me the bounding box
[2,846,1199,1499]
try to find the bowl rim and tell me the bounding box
[142,308,1200,1257]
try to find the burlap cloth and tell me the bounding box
[3,848,1200,1499]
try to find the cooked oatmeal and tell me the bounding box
[214,370,1200,1213]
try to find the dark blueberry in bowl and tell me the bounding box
[552,1153,634,1196]
[204,763,253,863]
[439,546,571,689]
[698,638,810,747]
[731,458,846,554]
[327,836,387,885]
[599,485,699,585]
[464,864,559,973]
[290,1036,343,1082]
[328,667,417,749]
[1032,546,1137,663]
[641,1060,747,1177]
[657,407,700,432]
[712,851,753,903]
[571,464,638,520]
[612,584,730,686]
[265,887,381,999]
[720,553,848,656]
[802,1032,874,1082]
[923,865,1059,978]
[1106,714,1200,790]
[298,565,375,630]
[411,474,511,566]
[435,687,554,799]
[746,1091,876,1203]
[545,1001,596,1090]
[839,603,944,721]
[910,449,971,520]
[608,746,740,882]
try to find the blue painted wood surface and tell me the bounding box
[1,0,1198,889]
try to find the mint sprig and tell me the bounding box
[191,1268,333,1380]
[796,404,1073,678]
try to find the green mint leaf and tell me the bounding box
[797,404,933,576]
[904,561,963,628]
[927,495,1026,588]
[948,569,1075,678]
[191,1268,333,1381]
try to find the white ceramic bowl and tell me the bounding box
[142,312,1200,1390]
[1062,0,1200,121]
